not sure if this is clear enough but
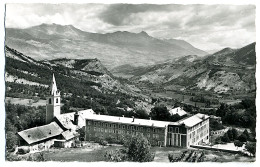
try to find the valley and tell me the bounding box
[4,29,256,164]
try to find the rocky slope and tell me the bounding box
[131,42,256,94]
[5,46,140,95]
[5,23,207,69]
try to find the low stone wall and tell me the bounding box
[190,145,241,154]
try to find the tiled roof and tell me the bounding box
[86,114,171,128]
[61,130,79,140]
[174,113,210,127]
[169,107,187,116]
[55,109,95,130]
[17,122,63,145]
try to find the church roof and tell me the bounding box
[55,109,95,131]
[17,122,63,145]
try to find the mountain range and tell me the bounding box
[5,46,141,97]
[5,23,256,96]
[5,23,207,69]
[124,42,256,94]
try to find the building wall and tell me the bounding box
[186,118,210,147]
[85,119,167,146]
[46,95,61,124]
[166,125,187,147]
[54,139,75,148]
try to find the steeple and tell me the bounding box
[46,73,61,124]
[50,74,58,95]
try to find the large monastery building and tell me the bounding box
[17,74,210,151]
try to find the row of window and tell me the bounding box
[87,120,163,133]
[189,129,209,140]
[92,128,161,139]
[168,127,179,133]
[188,120,209,132]
[92,127,162,136]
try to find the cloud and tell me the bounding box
[5,3,256,51]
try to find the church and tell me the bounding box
[17,74,95,152]
[17,74,210,151]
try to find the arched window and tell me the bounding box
[56,98,58,103]
[49,98,51,104]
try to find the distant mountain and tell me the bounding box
[5,23,208,69]
[130,42,256,94]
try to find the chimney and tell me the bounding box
[149,117,152,120]
[122,115,124,117]
[74,111,79,125]
[132,116,135,122]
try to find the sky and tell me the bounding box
[5,3,256,52]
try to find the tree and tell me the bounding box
[242,129,250,139]
[238,133,248,142]
[221,133,230,143]
[216,103,229,117]
[6,131,18,150]
[150,106,170,121]
[234,140,243,149]
[105,134,154,162]
[134,109,149,119]
[245,142,256,156]
[126,134,155,162]
[227,128,238,141]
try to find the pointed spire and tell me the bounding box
[50,73,58,95]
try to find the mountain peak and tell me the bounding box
[139,31,149,36]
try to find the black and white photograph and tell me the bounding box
[1,0,258,164]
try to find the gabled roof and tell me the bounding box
[61,130,79,140]
[169,107,187,116]
[86,114,171,128]
[55,109,95,131]
[17,122,63,145]
[172,113,210,127]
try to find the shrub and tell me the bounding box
[245,142,256,156]
[234,140,243,148]
[104,149,128,162]
[105,134,154,162]
[100,140,108,146]
[126,134,155,162]
[17,147,30,154]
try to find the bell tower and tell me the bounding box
[46,74,61,124]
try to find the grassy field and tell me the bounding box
[43,145,121,162]
[40,145,255,162]
[5,97,46,107]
